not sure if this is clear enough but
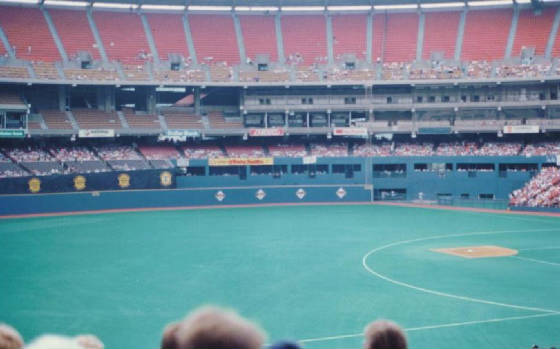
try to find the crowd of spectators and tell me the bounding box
[95,145,142,161]
[183,145,224,159]
[310,143,349,157]
[522,142,560,156]
[50,146,98,162]
[1,141,560,178]
[268,144,308,158]
[5,146,56,162]
[0,306,408,349]
[509,166,560,207]
[394,143,434,156]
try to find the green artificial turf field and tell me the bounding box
[1,204,559,348]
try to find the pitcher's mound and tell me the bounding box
[432,245,518,259]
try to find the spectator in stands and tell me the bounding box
[363,320,407,349]
[0,323,23,349]
[175,306,266,349]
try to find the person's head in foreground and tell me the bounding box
[74,334,104,349]
[0,323,23,349]
[363,320,407,349]
[175,306,266,349]
[268,340,302,349]
[161,322,180,349]
[25,335,85,349]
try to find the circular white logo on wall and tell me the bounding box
[256,189,266,200]
[215,190,226,202]
[336,187,347,199]
[296,188,306,200]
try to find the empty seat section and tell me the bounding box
[41,110,73,130]
[49,9,99,60]
[462,9,512,61]
[0,6,60,62]
[371,14,387,62]
[123,110,161,129]
[422,11,460,60]
[93,11,149,64]
[384,13,418,62]
[208,112,242,129]
[73,109,121,129]
[239,15,278,62]
[332,14,367,60]
[282,15,327,65]
[189,14,239,65]
[163,110,203,129]
[147,13,189,60]
[513,8,555,57]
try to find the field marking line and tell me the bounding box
[519,246,560,251]
[298,312,560,343]
[512,255,560,267]
[362,228,560,314]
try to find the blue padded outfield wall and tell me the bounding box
[0,155,554,215]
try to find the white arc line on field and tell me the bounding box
[298,312,560,343]
[362,228,560,314]
[512,255,560,267]
[519,246,560,251]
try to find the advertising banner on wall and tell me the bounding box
[503,125,539,134]
[167,130,200,137]
[0,170,176,195]
[78,129,115,138]
[208,157,274,166]
[248,128,285,137]
[0,129,26,138]
[333,127,368,137]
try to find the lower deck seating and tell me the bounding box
[225,145,265,158]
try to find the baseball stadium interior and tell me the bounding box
[1,0,560,348]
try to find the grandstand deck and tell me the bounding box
[282,15,327,65]
[0,6,60,62]
[462,9,512,61]
[239,15,278,62]
[147,13,190,60]
[422,11,460,60]
[93,11,149,65]
[49,8,100,60]
[332,14,368,61]
[188,14,240,65]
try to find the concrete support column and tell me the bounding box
[58,85,67,112]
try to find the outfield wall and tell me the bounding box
[0,156,553,215]
[0,185,371,216]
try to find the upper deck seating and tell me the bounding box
[0,6,60,62]
[49,8,100,60]
[282,15,327,66]
[239,15,278,62]
[189,14,240,65]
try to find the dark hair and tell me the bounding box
[363,320,407,349]
[161,322,180,349]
